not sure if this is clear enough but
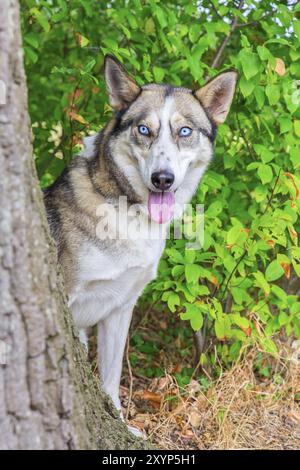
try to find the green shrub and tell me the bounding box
[21,0,300,367]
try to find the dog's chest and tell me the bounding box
[69,237,165,327]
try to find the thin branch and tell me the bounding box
[209,0,245,71]
[220,250,248,300]
[193,316,208,367]
[262,169,281,215]
[235,10,275,28]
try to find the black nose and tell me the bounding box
[151,171,175,190]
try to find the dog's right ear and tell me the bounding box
[104,55,140,111]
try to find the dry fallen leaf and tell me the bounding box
[274,58,285,76]
[69,112,89,125]
[172,363,182,374]
[142,390,163,404]
[280,262,290,279]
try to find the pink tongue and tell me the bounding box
[148,191,175,224]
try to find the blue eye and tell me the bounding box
[179,127,192,137]
[138,125,150,135]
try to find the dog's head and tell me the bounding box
[104,55,237,223]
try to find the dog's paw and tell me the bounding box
[127,425,147,439]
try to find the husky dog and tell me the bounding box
[44,55,237,435]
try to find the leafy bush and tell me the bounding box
[21,0,300,369]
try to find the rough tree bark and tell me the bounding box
[0,0,148,450]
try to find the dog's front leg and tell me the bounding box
[97,305,133,414]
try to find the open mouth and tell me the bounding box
[148,190,175,224]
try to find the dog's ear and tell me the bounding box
[104,55,140,110]
[195,71,238,124]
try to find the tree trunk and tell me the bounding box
[0,0,147,450]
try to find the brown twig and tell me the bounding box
[209,0,245,71]
[262,169,281,215]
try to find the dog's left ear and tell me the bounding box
[195,71,238,124]
[104,55,140,111]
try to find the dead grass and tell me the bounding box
[88,308,300,449]
[121,339,300,450]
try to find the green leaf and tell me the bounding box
[258,164,273,184]
[257,45,272,61]
[78,34,90,47]
[226,225,242,245]
[231,314,250,330]
[271,285,287,302]
[279,116,292,134]
[254,86,265,107]
[290,302,300,315]
[24,33,39,49]
[265,84,280,106]
[189,24,201,43]
[84,59,96,73]
[261,337,278,356]
[145,18,155,35]
[239,49,260,80]
[180,304,203,331]
[261,149,274,164]
[24,46,38,63]
[215,319,226,340]
[184,249,196,264]
[293,20,300,40]
[265,38,291,46]
[253,272,270,296]
[265,260,285,281]
[239,76,255,97]
[294,120,300,137]
[155,6,167,29]
[167,293,180,312]
[30,8,51,32]
[171,265,185,277]
[197,286,210,296]
[278,311,289,326]
[153,66,165,82]
[191,313,203,331]
[205,200,223,218]
[185,264,201,284]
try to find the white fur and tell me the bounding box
[80,134,97,160]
